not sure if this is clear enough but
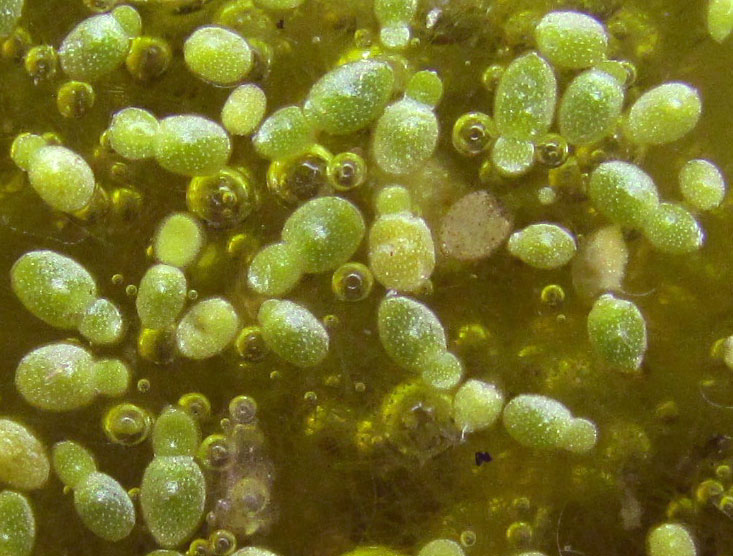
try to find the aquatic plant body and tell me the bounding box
[2,1,733,555]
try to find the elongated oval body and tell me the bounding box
[452,380,504,433]
[27,145,96,213]
[78,298,125,346]
[418,539,464,556]
[341,547,405,556]
[490,135,535,177]
[643,203,703,254]
[0,420,49,490]
[59,11,136,81]
[372,98,439,175]
[0,490,35,556]
[109,6,141,37]
[507,223,577,269]
[708,0,733,43]
[559,69,624,145]
[154,213,204,269]
[52,441,96,489]
[93,358,130,398]
[253,106,313,161]
[625,83,701,146]
[137,264,187,330]
[0,0,24,37]
[15,343,96,411]
[254,0,304,8]
[282,196,365,274]
[258,299,329,367]
[494,52,557,141]
[152,407,201,458]
[421,351,463,390]
[535,11,608,69]
[369,213,435,293]
[374,0,418,24]
[587,293,647,372]
[140,456,206,549]
[184,26,252,86]
[176,297,240,360]
[375,0,417,49]
[378,295,446,372]
[222,84,267,136]
[304,60,394,135]
[375,185,412,215]
[588,161,659,228]
[561,418,598,454]
[679,159,726,211]
[502,394,573,450]
[74,472,135,542]
[247,242,304,297]
[155,115,231,177]
[10,133,46,171]
[11,250,97,329]
[647,523,696,556]
[405,70,443,107]
[108,107,159,160]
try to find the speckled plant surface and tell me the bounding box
[1,1,733,555]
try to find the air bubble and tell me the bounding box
[103,403,153,446]
[332,262,374,302]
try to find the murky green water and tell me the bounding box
[2,0,733,555]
